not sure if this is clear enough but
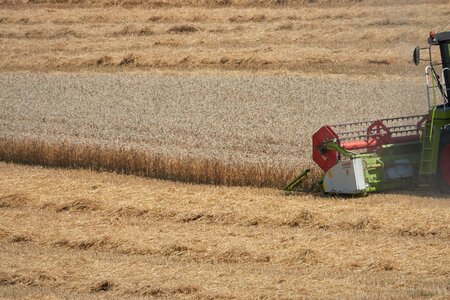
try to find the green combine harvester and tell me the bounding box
[285,31,450,195]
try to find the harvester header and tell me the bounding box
[285,31,450,195]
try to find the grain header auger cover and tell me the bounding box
[285,31,450,195]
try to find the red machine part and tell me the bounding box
[312,115,427,172]
[312,125,340,172]
[340,119,421,150]
[439,144,450,186]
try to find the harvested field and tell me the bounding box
[0,1,448,75]
[0,162,449,299]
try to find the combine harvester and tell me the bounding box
[285,31,450,195]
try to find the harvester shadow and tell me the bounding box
[282,189,449,200]
[282,190,366,200]
[380,189,450,199]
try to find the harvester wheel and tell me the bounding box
[437,129,450,193]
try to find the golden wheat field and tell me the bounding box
[1,0,450,299]
[0,73,426,187]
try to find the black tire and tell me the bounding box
[437,128,450,194]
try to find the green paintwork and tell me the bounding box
[319,140,422,194]
[284,169,312,192]
[420,106,450,179]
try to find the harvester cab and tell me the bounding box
[285,31,450,195]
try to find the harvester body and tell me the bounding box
[285,31,450,195]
